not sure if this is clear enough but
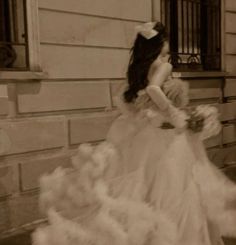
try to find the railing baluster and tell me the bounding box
[196,1,200,53]
[12,0,19,43]
[192,0,194,54]
[186,0,190,54]
[181,0,185,54]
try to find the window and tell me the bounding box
[0,0,41,72]
[0,0,29,70]
[161,0,221,71]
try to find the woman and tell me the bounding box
[33,22,236,245]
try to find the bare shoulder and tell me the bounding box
[148,61,173,86]
[154,61,172,72]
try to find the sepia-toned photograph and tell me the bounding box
[0,0,236,244]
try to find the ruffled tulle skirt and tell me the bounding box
[32,113,236,245]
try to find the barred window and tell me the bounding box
[161,0,221,71]
[0,0,29,70]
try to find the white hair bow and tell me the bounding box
[135,22,159,39]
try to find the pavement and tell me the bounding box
[0,231,236,245]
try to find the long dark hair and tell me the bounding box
[123,22,168,103]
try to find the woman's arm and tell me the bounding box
[146,62,188,129]
[146,62,173,111]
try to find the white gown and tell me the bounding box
[32,80,236,245]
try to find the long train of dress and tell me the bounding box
[32,87,236,245]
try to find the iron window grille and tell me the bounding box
[0,0,29,70]
[161,0,221,71]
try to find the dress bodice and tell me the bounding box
[133,88,172,128]
[134,88,157,111]
[114,74,189,131]
[113,88,170,131]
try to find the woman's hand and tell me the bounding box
[186,111,205,133]
[167,106,189,130]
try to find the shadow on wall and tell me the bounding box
[0,191,11,234]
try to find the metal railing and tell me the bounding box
[161,0,221,71]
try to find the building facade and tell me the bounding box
[0,0,236,236]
